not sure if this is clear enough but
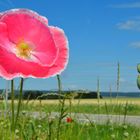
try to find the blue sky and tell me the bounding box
[0,0,140,92]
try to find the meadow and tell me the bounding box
[0,97,140,140]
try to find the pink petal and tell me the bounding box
[38,15,48,25]
[1,9,48,25]
[22,9,48,25]
[1,9,57,66]
[47,26,69,76]
[0,22,7,41]
[0,22,14,52]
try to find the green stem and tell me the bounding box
[56,75,65,140]
[57,75,63,104]
[97,77,100,104]
[11,79,15,139]
[57,75,62,95]
[97,77,100,114]
[15,78,24,127]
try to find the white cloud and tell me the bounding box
[117,20,140,31]
[130,41,140,48]
[111,2,140,8]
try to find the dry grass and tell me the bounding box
[2,98,140,106]
[23,98,140,106]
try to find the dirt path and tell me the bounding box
[29,112,140,126]
[1,111,139,126]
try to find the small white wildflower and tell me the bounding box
[123,131,129,137]
[123,125,128,129]
[16,136,19,139]
[111,134,115,139]
[15,129,19,134]
[3,124,8,129]
[0,122,4,126]
[22,110,26,115]
[38,125,42,129]
[85,122,89,126]
[29,120,33,123]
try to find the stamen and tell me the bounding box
[16,41,32,59]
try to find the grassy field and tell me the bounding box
[1,98,140,115]
[1,97,140,139]
[0,113,140,140]
[26,97,140,105]
[1,97,140,105]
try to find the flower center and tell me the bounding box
[16,41,32,59]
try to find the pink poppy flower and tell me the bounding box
[0,9,69,80]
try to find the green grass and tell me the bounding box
[1,99,140,115]
[1,98,140,139]
[41,103,140,116]
[0,113,140,140]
